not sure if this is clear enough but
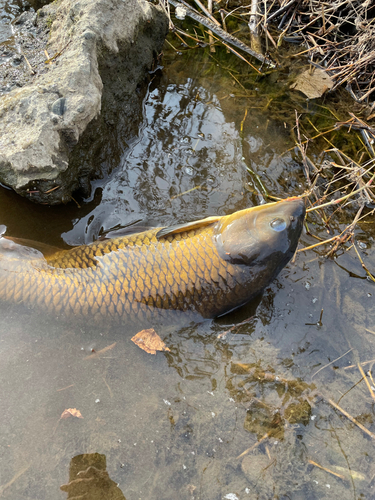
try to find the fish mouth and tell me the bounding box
[279,197,306,217]
[281,197,306,248]
[276,197,306,227]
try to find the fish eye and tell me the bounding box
[270,218,287,232]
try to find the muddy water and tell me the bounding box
[1,10,375,500]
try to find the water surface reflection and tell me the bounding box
[61,453,126,499]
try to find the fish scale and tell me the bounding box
[36,225,233,320]
[0,200,306,323]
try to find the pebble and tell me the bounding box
[52,97,67,116]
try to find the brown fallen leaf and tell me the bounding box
[60,408,83,419]
[53,408,84,435]
[131,328,170,355]
[290,67,334,99]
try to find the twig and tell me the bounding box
[0,464,31,497]
[352,238,375,283]
[249,0,259,35]
[194,0,220,25]
[240,108,248,133]
[103,376,113,398]
[325,397,375,440]
[357,363,375,403]
[308,459,347,481]
[306,171,375,212]
[311,348,353,379]
[297,236,338,253]
[168,0,275,67]
[295,111,311,186]
[43,185,60,194]
[219,9,230,53]
[337,376,366,405]
[265,0,296,25]
[84,342,117,360]
[44,49,51,64]
[344,359,375,370]
[220,40,262,73]
[170,184,205,200]
[57,384,74,392]
[207,0,216,53]
[236,432,270,459]
[21,51,35,75]
[44,41,71,64]
[217,316,254,339]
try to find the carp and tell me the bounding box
[0,198,305,322]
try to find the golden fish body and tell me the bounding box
[0,199,305,322]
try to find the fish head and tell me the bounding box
[216,198,305,270]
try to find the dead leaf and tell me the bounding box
[290,68,334,99]
[84,342,117,360]
[60,408,83,419]
[131,328,170,355]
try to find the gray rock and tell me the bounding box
[0,0,168,204]
[14,11,37,26]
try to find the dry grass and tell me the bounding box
[164,0,375,110]
[267,0,375,111]
[294,112,375,257]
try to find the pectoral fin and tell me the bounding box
[156,216,221,239]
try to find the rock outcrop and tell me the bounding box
[0,0,169,204]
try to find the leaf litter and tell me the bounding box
[290,67,334,99]
[60,408,83,420]
[53,408,83,435]
[131,328,170,354]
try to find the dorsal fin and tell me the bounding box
[156,216,221,240]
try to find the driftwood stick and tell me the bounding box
[168,0,275,67]
[249,0,259,35]
[194,0,220,25]
[206,0,216,53]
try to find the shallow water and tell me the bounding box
[1,6,375,500]
[0,0,16,44]
[0,0,27,47]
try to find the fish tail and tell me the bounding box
[0,228,45,263]
[0,228,46,305]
